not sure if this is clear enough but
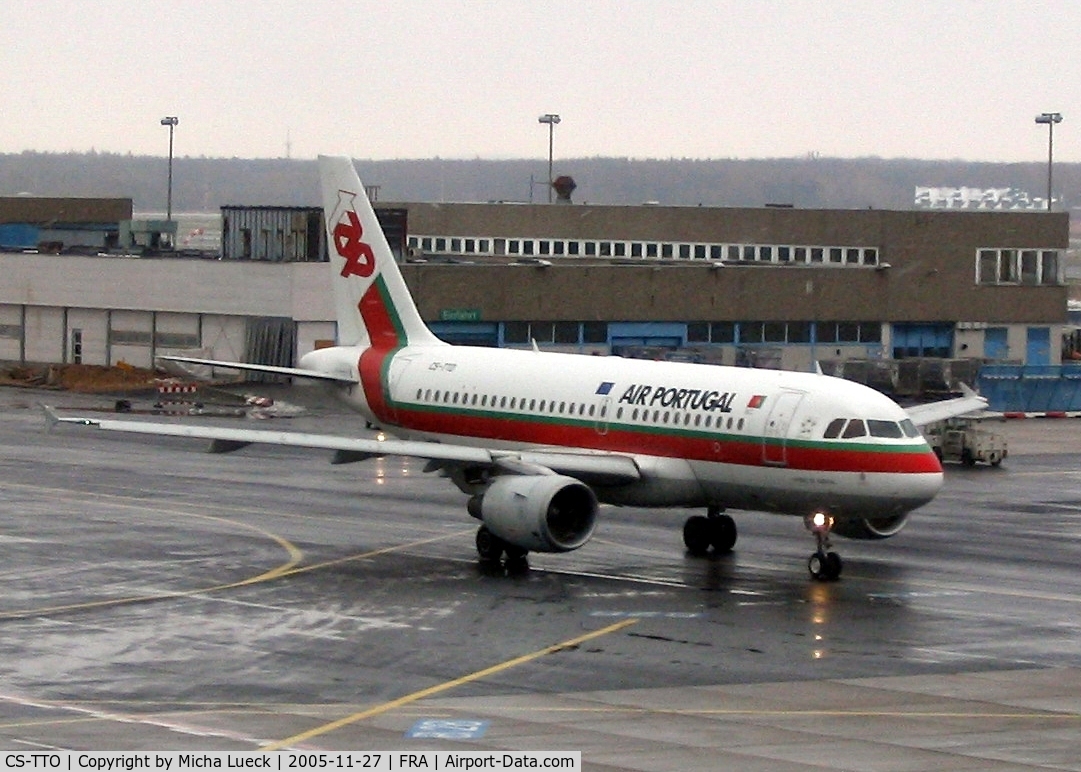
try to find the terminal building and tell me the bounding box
[0,195,1070,401]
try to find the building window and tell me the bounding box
[711,322,735,343]
[1042,250,1059,284]
[740,322,764,344]
[503,321,529,343]
[687,322,709,342]
[976,248,1060,286]
[787,322,812,343]
[583,322,607,343]
[553,322,578,344]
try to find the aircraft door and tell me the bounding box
[762,390,805,466]
[385,352,426,424]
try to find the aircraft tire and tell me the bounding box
[825,551,843,580]
[683,515,712,556]
[808,550,843,581]
[475,526,505,563]
[709,514,737,553]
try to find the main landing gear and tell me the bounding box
[805,512,843,581]
[475,525,528,568]
[683,506,737,556]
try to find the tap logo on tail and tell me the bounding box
[329,190,375,279]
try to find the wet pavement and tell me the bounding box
[1,387,1079,768]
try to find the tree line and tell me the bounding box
[0,150,1075,213]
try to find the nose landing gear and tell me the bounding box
[805,512,843,581]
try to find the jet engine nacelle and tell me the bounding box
[832,512,909,540]
[467,475,598,553]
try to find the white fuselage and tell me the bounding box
[300,343,943,522]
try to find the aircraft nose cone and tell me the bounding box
[912,469,945,508]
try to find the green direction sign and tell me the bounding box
[439,308,482,322]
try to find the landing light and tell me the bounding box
[810,512,833,533]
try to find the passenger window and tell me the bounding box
[868,419,903,438]
[842,419,867,439]
[824,418,846,439]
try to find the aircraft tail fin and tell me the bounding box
[318,155,443,349]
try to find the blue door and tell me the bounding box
[984,327,1008,360]
[1026,327,1051,366]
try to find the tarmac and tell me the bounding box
[0,387,1079,769]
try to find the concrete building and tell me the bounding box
[0,200,1069,394]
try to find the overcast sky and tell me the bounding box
[3,1,1079,163]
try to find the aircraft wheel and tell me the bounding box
[825,551,843,580]
[808,550,843,581]
[709,514,737,553]
[475,526,505,563]
[683,515,712,556]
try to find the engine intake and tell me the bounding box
[467,475,598,553]
[832,512,909,540]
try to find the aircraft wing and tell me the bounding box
[158,355,359,384]
[904,385,988,427]
[42,408,641,485]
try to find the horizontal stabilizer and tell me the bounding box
[158,355,358,384]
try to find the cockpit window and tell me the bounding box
[899,419,920,438]
[868,419,904,438]
[841,419,867,439]
[823,418,846,439]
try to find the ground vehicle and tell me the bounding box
[925,418,1007,466]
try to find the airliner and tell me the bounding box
[48,155,985,581]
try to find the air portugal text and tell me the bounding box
[617,383,738,413]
